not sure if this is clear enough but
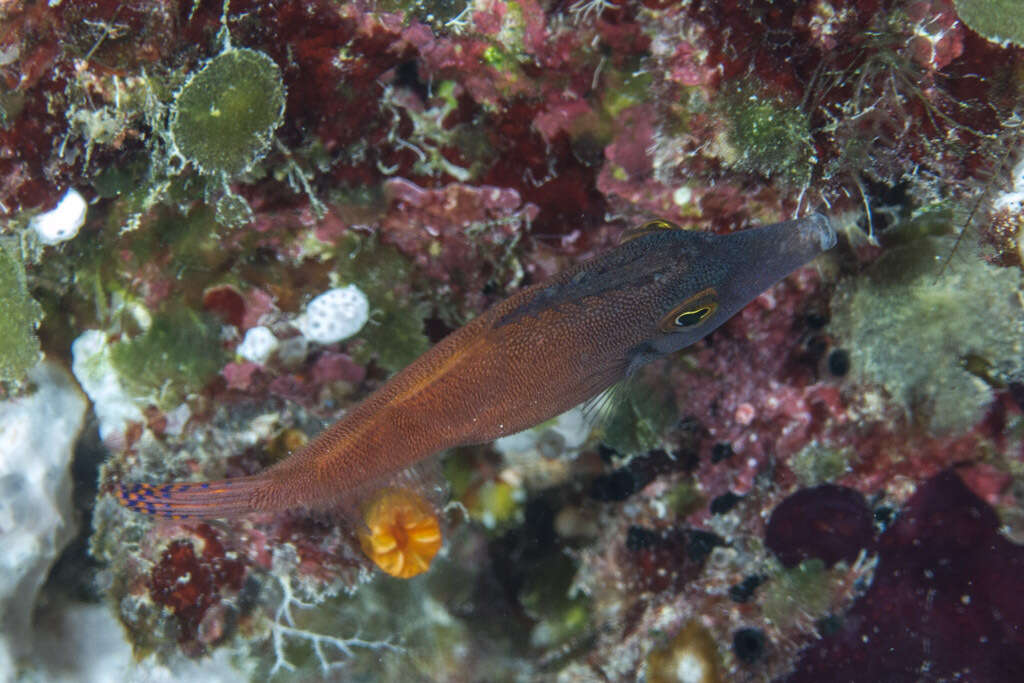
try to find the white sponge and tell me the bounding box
[70,330,144,442]
[30,189,87,245]
[297,285,370,344]
[236,325,278,364]
[0,361,87,667]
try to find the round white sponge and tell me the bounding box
[30,189,87,245]
[297,285,370,344]
[236,325,279,364]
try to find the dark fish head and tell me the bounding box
[643,213,835,357]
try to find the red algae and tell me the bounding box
[201,284,246,328]
[149,524,246,649]
[786,470,1024,682]
[765,485,875,569]
[623,527,714,594]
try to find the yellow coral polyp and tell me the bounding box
[357,488,442,579]
[646,620,723,683]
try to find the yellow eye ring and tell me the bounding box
[659,288,719,333]
[674,305,715,327]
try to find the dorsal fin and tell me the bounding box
[619,218,683,244]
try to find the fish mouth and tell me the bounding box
[801,212,836,251]
[717,212,838,307]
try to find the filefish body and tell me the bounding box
[116,214,835,522]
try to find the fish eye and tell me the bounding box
[659,288,719,333]
[675,306,713,327]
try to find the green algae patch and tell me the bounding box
[91,159,149,199]
[788,443,853,487]
[170,48,286,175]
[110,307,227,402]
[599,381,677,455]
[520,554,592,650]
[762,558,832,624]
[131,203,234,281]
[602,66,655,119]
[0,245,44,381]
[723,85,815,186]
[444,449,525,532]
[955,0,1024,48]
[469,479,523,531]
[332,233,431,373]
[213,190,254,228]
[663,478,705,518]
[831,236,1024,434]
[358,303,432,373]
[0,88,26,129]
[377,0,468,27]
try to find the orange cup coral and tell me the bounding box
[357,487,442,578]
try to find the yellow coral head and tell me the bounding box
[357,487,442,579]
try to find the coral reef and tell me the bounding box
[2,0,1024,680]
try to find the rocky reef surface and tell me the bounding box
[1,0,1023,681]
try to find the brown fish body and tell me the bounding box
[117,214,835,519]
[254,268,655,510]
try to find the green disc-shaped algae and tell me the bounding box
[954,0,1024,48]
[170,48,286,175]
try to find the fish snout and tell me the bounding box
[802,212,836,251]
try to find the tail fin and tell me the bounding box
[115,476,266,520]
